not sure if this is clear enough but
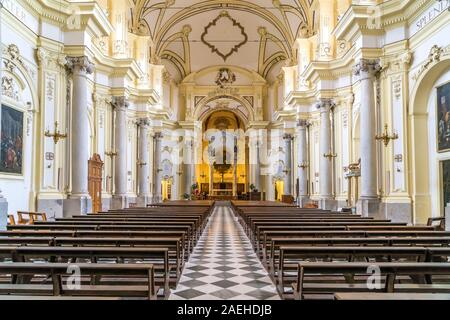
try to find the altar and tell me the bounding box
[208,188,235,200]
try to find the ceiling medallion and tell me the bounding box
[215,68,236,88]
[201,11,248,61]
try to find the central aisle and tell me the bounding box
[169,204,280,300]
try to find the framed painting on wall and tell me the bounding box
[0,104,24,175]
[437,81,450,152]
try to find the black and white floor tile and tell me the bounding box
[169,205,280,300]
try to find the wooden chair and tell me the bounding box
[428,217,445,230]
[7,215,15,226]
[304,202,318,209]
[17,212,47,225]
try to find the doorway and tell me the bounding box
[88,154,103,213]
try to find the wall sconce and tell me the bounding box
[323,151,337,160]
[44,121,67,144]
[375,124,398,147]
[105,150,118,158]
[137,159,147,166]
[298,161,309,169]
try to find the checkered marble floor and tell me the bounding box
[169,204,280,300]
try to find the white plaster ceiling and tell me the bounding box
[131,0,316,82]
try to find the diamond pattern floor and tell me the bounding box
[169,205,280,300]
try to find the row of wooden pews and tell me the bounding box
[0,200,214,300]
[231,201,450,300]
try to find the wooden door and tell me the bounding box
[88,154,103,213]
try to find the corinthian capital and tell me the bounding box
[111,96,129,110]
[65,56,95,74]
[352,59,381,77]
[154,132,163,140]
[297,119,309,128]
[137,118,151,128]
[315,99,336,112]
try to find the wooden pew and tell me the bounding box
[292,262,450,300]
[334,292,450,300]
[53,237,183,280]
[0,262,157,299]
[267,237,450,274]
[8,225,195,248]
[277,246,428,296]
[3,246,171,298]
[0,230,189,258]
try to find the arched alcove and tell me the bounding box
[409,54,450,223]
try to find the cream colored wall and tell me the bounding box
[0,0,449,223]
[286,0,450,222]
[0,0,177,217]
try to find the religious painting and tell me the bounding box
[0,104,24,175]
[443,160,450,209]
[437,81,450,152]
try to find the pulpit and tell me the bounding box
[345,159,361,209]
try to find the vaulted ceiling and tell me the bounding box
[131,0,316,82]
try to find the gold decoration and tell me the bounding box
[375,124,398,147]
[44,121,67,144]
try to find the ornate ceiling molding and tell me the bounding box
[412,44,450,82]
[200,11,248,61]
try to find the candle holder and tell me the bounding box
[323,151,337,160]
[375,124,398,147]
[298,162,309,169]
[282,167,291,174]
[105,150,118,158]
[137,159,147,166]
[44,121,67,144]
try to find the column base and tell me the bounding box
[356,198,380,218]
[335,199,349,210]
[101,197,112,212]
[153,195,163,204]
[136,195,151,208]
[379,202,413,224]
[63,197,92,216]
[298,196,310,208]
[0,197,8,231]
[111,196,129,210]
[319,198,337,211]
[37,199,64,220]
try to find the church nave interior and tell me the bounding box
[0,0,449,304]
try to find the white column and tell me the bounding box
[255,140,261,190]
[64,56,94,215]
[233,135,238,197]
[317,99,335,209]
[209,158,214,196]
[184,134,193,196]
[173,167,181,201]
[153,132,163,203]
[137,118,150,207]
[283,134,293,195]
[297,120,309,206]
[111,96,129,209]
[353,59,381,216]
